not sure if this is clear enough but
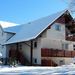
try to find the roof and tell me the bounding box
[4,25,23,33]
[5,9,70,44]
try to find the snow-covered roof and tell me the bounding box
[4,25,22,33]
[5,10,69,44]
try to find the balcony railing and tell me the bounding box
[41,48,75,57]
[66,34,75,41]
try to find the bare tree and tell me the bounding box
[61,0,75,13]
[68,0,75,13]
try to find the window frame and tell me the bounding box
[62,43,68,50]
[55,24,61,31]
[34,41,37,48]
[73,45,75,50]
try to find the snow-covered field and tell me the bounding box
[0,64,75,75]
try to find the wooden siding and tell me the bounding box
[41,48,75,57]
[41,59,57,66]
[56,15,65,24]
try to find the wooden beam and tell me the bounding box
[16,43,19,63]
[30,40,33,66]
[23,42,31,47]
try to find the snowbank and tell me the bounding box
[0,64,75,74]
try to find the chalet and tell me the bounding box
[0,9,75,66]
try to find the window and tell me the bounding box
[73,45,75,50]
[62,43,68,50]
[55,25,61,31]
[65,44,68,50]
[34,58,37,63]
[19,44,22,50]
[59,60,64,65]
[2,45,4,49]
[34,42,37,48]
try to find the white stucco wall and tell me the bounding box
[47,23,65,40]
[33,38,41,64]
[49,57,74,65]
[41,38,75,51]
[21,42,31,62]
[20,38,42,64]
[41,38,62,50]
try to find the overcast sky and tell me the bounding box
[0,0,68,24]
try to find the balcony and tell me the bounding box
[66,34,75,41]
[41,48,75,57]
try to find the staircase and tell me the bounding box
[17,50,30,66]
[41,59,58,66]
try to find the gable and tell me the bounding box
[5,10,72,44]
[0,25,4,36]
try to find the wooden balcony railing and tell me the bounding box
[66,35,75,41]
[41,48,75,57]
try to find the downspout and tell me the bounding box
[16,43,19,64]
[30,40,33,66]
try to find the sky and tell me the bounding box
[0,0,68,24]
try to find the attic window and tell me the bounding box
[55,24,61,31]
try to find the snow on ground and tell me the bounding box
[0,64,75,75]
